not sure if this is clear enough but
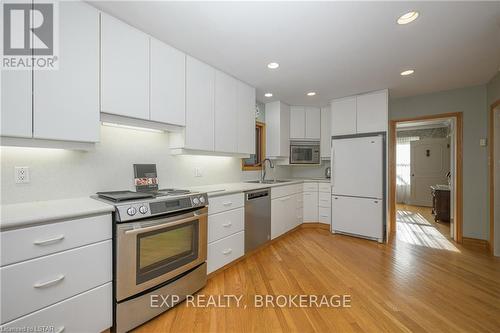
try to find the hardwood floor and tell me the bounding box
[134,223,500,332]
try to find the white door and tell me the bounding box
[1,70,32,138]
[214,70,238,153]
[331,195,383,241]
[331,135,383,198]
[356,90,388,134]
[237,81,256,154]
[101,13,149,120]
[34,1,99,142]
[303,191,318,222]
[494,108,500,256]
[150,38,186,126]
[305,107,321,140]
[290,106,305,139]
[331,96,356,136]
[185,56,215,151]
[271,198,285,239]
[410,138,450,207]
[320,106,331,158]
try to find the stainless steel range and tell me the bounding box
[96,189,209,333]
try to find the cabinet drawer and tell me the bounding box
[208,208,244,243]
[318,183,331,193]
[208,193,244,215]
[1,214,111,266]
[271,184,301,199]
[1,240,112,324]
[303,182,318,192]
[319,207,331,225]
[207,231,244,274]
[318,192,331,208]
[1,283,112,332]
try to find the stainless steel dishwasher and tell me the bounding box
[245,188,271,253]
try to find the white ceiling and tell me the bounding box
[90,1,500,106]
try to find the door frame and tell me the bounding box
[389,112,463,242]
[489,100,500,254]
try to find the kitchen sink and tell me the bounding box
[245,180,291,184]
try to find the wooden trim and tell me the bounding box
[207,223,329,279]
[489,100,500,254]
[389,112,463,243]
[242,121,266,171]
[462,237,489,252]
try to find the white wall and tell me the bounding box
[288,160,330,179]
[0,125,291,205]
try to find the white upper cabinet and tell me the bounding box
[320,106,331,158]
[290,106,305,139]
[266,101,290,158]
[331,90,388,136]
[34,1,99,142]
[100,13,149,120]
[1,71,32,138]
[214,70,238,153]
[237,81,256,154]
[331,96,357,136]
[356,90,388,133]
[150,38,186,126]
[290,106,320,140]
[185,56,215,151]
[305,107,321,140]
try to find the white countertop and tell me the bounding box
[189,178,330,197]
[1,197,114,231]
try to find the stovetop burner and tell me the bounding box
[97,189,192,202]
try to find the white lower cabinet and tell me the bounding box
[208,208,244,243]
[207,231,244,274]
[1,240,112,324]
[271,184,301,239]
[303,191,319,222]
[318,185,332,225]
[319,207,331,224]
[1,283,112,333]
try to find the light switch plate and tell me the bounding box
[15,167,30,183]
[479,138,487,147]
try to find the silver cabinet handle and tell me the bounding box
[33,235,65,246]
[33,274,65,288]
[222,248,232,255]
[222,202,233,206]
[222,222,232,228]
[55,326,65,333]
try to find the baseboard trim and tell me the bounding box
[207,223,329,279]
[462,237,489,251]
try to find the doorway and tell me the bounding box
[389,113,463,245]
[490,101,500,256]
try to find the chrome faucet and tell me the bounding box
[261,158,275,182]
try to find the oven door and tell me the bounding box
[116,207,207,301]
[290,144,320,164]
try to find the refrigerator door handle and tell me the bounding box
[330,144,335,187]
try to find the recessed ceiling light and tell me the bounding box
[306,92,317,96]
[264,93,273,98]
[267,62,280,69]
[400,69,415,76]
[397,11,419,25]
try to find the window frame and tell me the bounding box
[241,121,266,171]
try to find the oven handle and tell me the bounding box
[124,213,207,235]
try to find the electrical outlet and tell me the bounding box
[15,166,30,184]
[194,168,203,177]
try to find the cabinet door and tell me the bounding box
[150,38,185,126]
[290,106,305,139]
[237,81,256,154]
[320,106,331,158]
[1,71,32,138]
[356,90,388,133]
[101,13,149,120]
[34,1,99,142]
[303,191,318,222]
[331,96,356,136]
[214,70,238,153]
[305,107,321,140]
[271,198,284,239]
[185,56,215,151]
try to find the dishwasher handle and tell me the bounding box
[246,189,270,201]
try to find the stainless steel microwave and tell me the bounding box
[290,141,321,164]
